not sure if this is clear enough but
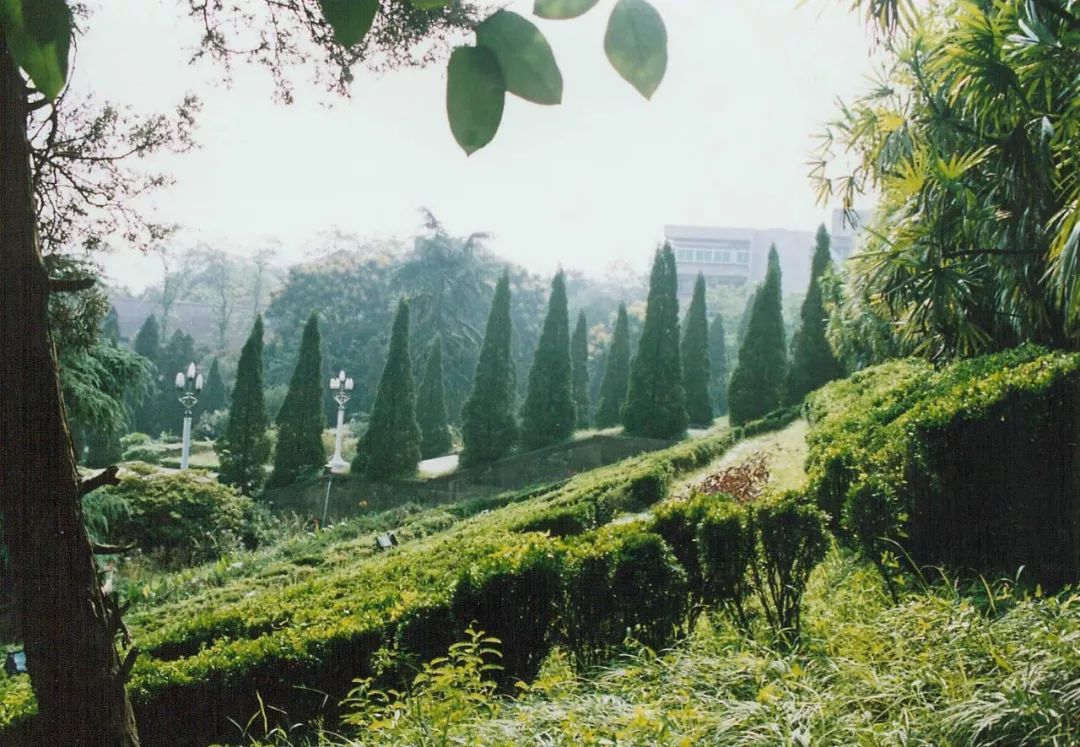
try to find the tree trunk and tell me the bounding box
[0,40,141,746]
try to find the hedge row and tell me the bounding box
[804,344,1080,589]
[0,412,806,745]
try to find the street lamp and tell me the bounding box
[175,361,203,470]
[328,369,354,473]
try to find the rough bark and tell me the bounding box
[0,40,140,746]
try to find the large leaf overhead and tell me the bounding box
[533,0,600,20]
[409,0,451,7]
[446,46,506,155]
[477,10,562,106]
[319,0,379,47]
[0,0,71,99]
[604,0,667,100]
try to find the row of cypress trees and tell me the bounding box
[727,225,843,424]
[212,226,841,493]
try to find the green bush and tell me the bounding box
[451,537,565,684]
[750,491,830,637]
[0,418,803,743]
[561,523,688,668]
[87,471,269,566]
[650,492,716,605]
[805,345,1080,589]
[697,500,754,625]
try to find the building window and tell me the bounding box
[736,250,750,265]
[720,250,731,263]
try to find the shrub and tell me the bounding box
[561,524,688,668]
[697,500,754,625]
[88,471,268,566]
[451,538,565,684]
[649,492,715,606]
[805,345,1080,589]
[749,491,830,638]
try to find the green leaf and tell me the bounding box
[533,0,600,20]
[446,46,505,155]
[604,0,667,100]
[409,0,450,8]
[477,10,562,106]
[319,0,379,47]
[0,0,71,100]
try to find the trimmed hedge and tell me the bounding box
[805,345,1080,589]
[0,417,800,745]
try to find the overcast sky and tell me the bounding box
[74,0,880,291]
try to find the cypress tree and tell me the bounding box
[417,336,453,459]
[520,271,575,450]
[622,245,688,439]
[132,315,161,434]
[101,305,121,344]
[708,314,729,416]
[201,359,227,413]
[354,299,422,480]
[268,313,326,487]
[217,316,271,496]
[786,225,844,404]
[570,311,590,428]
[158,329,197,437]
[595,303,631,428]
[681,273,712,427]
[460,272,518,467]
[728,245,787,425]
[736,286,758,349]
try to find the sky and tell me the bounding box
[72,0,880,292]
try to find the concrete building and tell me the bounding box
[664,225,815,298]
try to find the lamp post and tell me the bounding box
[328,369,354,473]
[175,361,203,470]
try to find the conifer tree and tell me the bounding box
[728,245,787,425]
[520,271,575,450]
[158,329,197,437]
[786,225,844,404]
[131,315,161,434]
[708,314,729,416]
[681,273,712,427]
[417,336,453,459]
[268,314,326,487]
[570,311,590,428]
[201,359,227,413]
[622,245,688,439]
[595,303,631,428]
[354,299,422,479]
[217,316,271,496]
[460,272,518,467]
[736,286,758,349]
[101,306,121,344]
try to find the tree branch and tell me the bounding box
[49,276,97,294]
[79,465,120,496]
